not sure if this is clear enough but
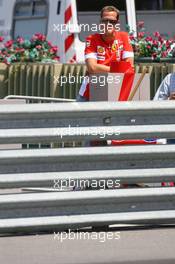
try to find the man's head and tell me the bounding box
[100,6,120,36]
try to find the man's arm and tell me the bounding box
[86,57,134,74]
[122,32,134,67]
[153,74,171,100]
[86,58,110,74]
[169,93,175,100]
[124,57,134,67]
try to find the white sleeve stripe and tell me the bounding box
[122,51,134,59]
[85,53,97,60]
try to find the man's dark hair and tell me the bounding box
[101,6,120,21]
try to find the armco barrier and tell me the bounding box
[0,101,175,234]
[0,62,175,100]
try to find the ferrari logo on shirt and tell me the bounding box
[112,40,119,52]
[97,46,105,55]
[111,43,117,52]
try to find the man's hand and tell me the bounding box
[124,58,134,67]
[169,93,175,100]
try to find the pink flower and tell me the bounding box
[4,40,13,48]
[145,36,153,42]
[154,31,161,38]
[36,45,42,50]
[33,33,46,42]
[32,33,46,42]
[47,41,52,47]
[38,35,46,42]
[17,37,24,44]
[0,36,4,42]
[158,36,163,43]
[31,35,37,41]
[152,52,157,59]
[15,47,25,53]
[138,32,145,38]
[162,51,168,58]
[53,56,60,61]
[129,35,135,41]
[153,40,158,46]
[147,45,151,49]
[50,46,58,53]
[166,41,171,48]
[137,21,144,29]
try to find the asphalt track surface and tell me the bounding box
[0,227,175,264]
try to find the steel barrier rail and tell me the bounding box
[1,168,175,188]
[1,210,175,234]
[0,189,175,219]
[0,145,175,174]
[2,100,175,116]
[0,101,175,234]
[4,95,76,102]
[0,101,175,129]
[0,125,175,144]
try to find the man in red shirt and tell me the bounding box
[78,5,134,101]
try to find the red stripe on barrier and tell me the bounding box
[65,5,72,24]
[65,34,74,52]
[111,140,157,145]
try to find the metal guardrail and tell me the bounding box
[0,125,175,144]
[0,101,175,234]
[1,211,175,234]
[0,168,175,188]
[4,95,76,103]
[0,188,175,220]
[1,144,175,174]
[0,100,175,128]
